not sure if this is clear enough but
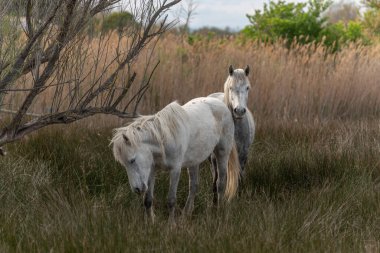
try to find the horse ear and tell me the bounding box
[122,134,130,144]
[229,65,234,76]
[245,65,250,76]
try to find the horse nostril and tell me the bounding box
[233,108,238,113]
[134,187,141,194]
[242,108,246,114]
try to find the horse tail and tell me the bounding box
[225,141,240,201]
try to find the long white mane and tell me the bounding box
[111,101,189,151]
[223,69,251,108]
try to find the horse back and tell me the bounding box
[183,97,233,134]
[208,92,224,101]
[180,97,234,167]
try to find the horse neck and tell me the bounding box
[141,132,167,166]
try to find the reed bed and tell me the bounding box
[3,34,380,124]
[137,36,380,121]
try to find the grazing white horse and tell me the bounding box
[111,97,240,223]
[209,65,255,182]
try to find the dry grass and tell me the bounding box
[4,34,380,124]
[118,35,380,121]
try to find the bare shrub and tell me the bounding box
[0,0,181,148]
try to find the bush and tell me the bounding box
[242,0,368,51]
[346,21,366,42]
[102,11,134,33]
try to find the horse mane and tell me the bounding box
[223,69,251,108]
[111,101,188,154]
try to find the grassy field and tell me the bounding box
[1,35,380,252]
[0,118,379,252]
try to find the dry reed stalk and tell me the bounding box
[5,34,380,128]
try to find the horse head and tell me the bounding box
[225,65,251,119]
[112,131,154,195]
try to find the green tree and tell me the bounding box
[242,0,367,51]
[242,1,330,44]
[102,11,134,33]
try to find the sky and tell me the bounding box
[175,0,360,30]
[178,0,302,30]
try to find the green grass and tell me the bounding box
[0,120,379,252]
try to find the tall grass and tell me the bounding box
[3,34,380,123]
[136,36,380,121]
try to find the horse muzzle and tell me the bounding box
[133,184,147,195]
[233,107,246,118]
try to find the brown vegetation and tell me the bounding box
[6,34,380,125]
[141,36,380,121]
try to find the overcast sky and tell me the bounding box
[174,0,360,30]
[177,0,301,30]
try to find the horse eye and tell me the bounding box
[246,87,250,91]
[129,158,135,164]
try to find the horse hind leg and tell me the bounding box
[208,154,218,183]
[213,146,229,207]
[183,165,199,217]
[209,154,219,205]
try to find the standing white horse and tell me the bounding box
[111,97,239,223]
[209,65,255,182]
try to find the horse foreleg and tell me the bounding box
[168,168,181,225]
[183,165,199,217]
[237,151,249,194]
[144,170,156,224]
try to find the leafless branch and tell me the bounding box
[0,0,182,150]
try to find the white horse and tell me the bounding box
[209,65,255,182]
[111,97,240,223]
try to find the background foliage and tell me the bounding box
[241,0,368,51]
